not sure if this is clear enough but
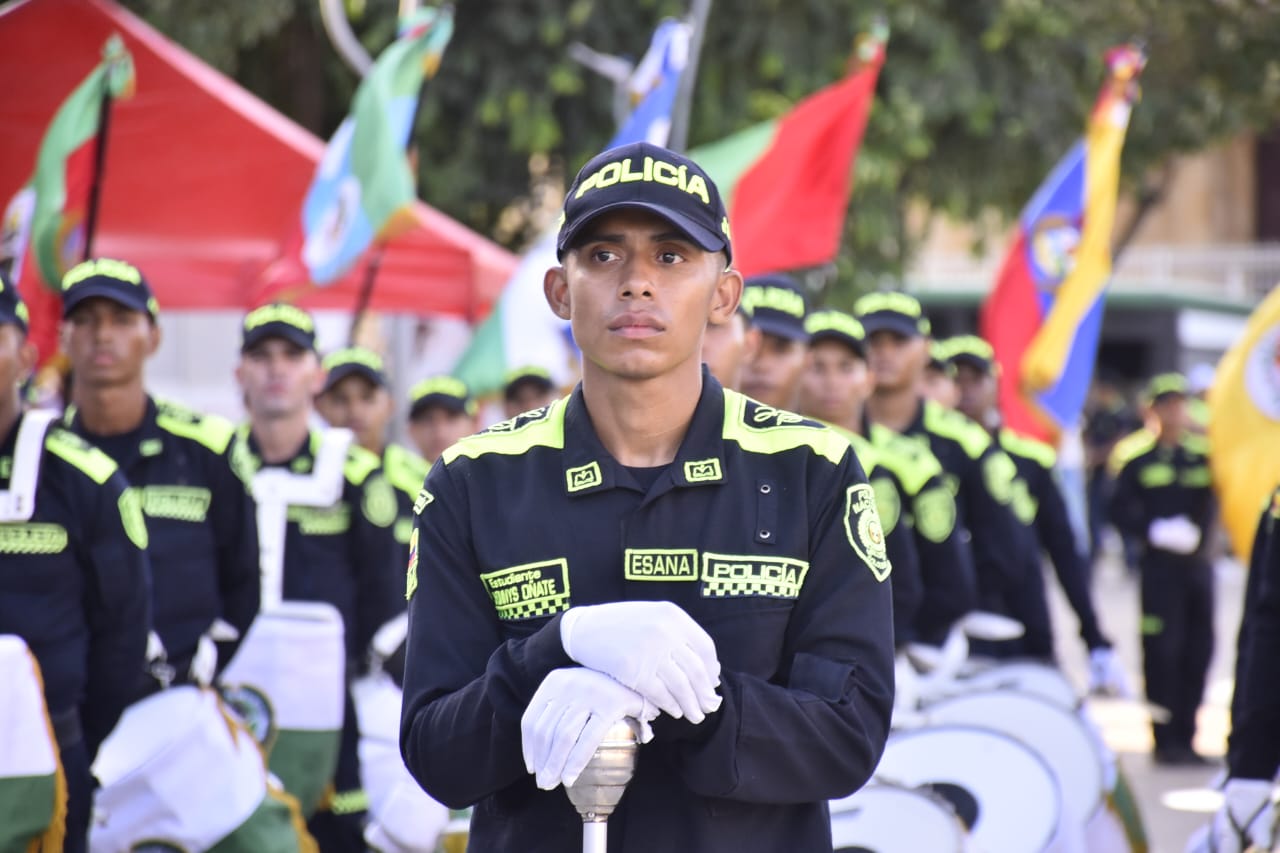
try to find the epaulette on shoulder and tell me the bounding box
[155,398,235,454]
[344,443,382,486]
[1108,428,1156,476]
[442,398,567,465]
[723,391,849,466]
[999,428,1057,470]
[1181,432,1210,457]
[923,401,991,460]
[383,444,431,496]
[44,426,118,485]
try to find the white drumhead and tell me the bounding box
[957,661,1079,710]
[925,690,1105,827]
[829,783,965,852]
[874,725,1061,853]
[93,685,205,784]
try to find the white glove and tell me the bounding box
[521,667,657,791]
[1087,647,1133,699]
[190,619,239,687]
[1186,779,1275,853]
[560,601,722,722]
[1148,515,1202,555]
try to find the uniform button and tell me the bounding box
[759,529,771,539]
[759,484,772,494]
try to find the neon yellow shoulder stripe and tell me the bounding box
[922,401,990,460]
[155,399,235,454]
[722,390,848,466]
[344,444,381,486]
[999,428,1057,469]
[44,428,118,485]
[443,398,567,464]
[1108,428,1156,476]
[383,444,431,497]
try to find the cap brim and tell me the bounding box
[409,395,469,419]
[950,353,993,374]
[859,314,924,338]
[241,326,315,352]
[752,314,809,343]
[62,285,152,319]
[809,329,865,357]
[558,200,727,260]
[504,375,555,400]
[322,363,386,393]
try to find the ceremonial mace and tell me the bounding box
[564,721,639,853]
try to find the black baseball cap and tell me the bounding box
[61,258,159,320]
[241,303,317,352]
[805,309,865,358]
[741,274,808,342]
[321,346,387,393]
[853,291,931,338]
[1145,372,1188,404]
[944,335,996,375]
[556,142,733,264]
[408,376,475,419]
[504,365,555,401]
[0,270,29,334]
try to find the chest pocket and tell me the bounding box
[693,551,802,679]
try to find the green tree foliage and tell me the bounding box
[119,0,1280,308]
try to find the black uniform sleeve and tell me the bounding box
[910,472,978,646]
[961,445,1035,607]
[872,467,922,647]
[349,472,405,670]
[1032,463,1109,649]
[81,470,153,759]
[400,462,574,808]
[652,448,895,803]
[208,444,259,672]
[1227,494,1280,780]
[1108,455,1147,540]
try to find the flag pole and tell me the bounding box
[667,0,712,152]
[82,86,114,261]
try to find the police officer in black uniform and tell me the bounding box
[1109,373,1216,765]
[400,142,895,852]
[59,259,259,692]
[503,366,560,420]
[0,273,151,852]
[739,274,808,411]
[236,305,404,849]
[946,336,1124,680]
[855,293,1039,652]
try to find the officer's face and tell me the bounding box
[1151,395,1189,436]
[701,313,760,392]
[316,374,392,453]
[0,324,35,417]
[408,406,475,464]
[921,366,959,409]
[504,383,557,420]
[236,338,323,421]
[61,298,159,389]
[953,362,996,422]
[742,333,806,410]
[545,209,741,384]
[799,340,868,427]
[866,330,926,393]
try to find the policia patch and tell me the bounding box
[844,484,891,582]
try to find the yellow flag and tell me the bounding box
[1209,284,1280,559]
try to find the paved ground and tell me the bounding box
[1045,545,1244,853]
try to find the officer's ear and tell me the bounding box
[17,339,37,383]
[544,266,571,321]
[146,321,162,357]
[708,266,743,326]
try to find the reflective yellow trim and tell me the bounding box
[442,398,566,464]
[155,400,235,454]
[722,390,848,466]
[1180,466,1212,488]
[999,428,1057,469]
[1138,463,1176,488]
[138,486,212,523]
[287,504,351,535]
[383,444,431,498]
[344,444,380,487]
[328,788,369,816]
[0,524,68,554]
[118,488,150,550]
[44,429,117,485]
[922,401,991,460]
[1108,428,1156,476]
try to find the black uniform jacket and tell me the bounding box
[401,374,895,853]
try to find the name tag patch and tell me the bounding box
[700,552,808,599]
[0,524,68,554]
[480,559,571,621]
[625,548,698,581]
[139,486,212,523]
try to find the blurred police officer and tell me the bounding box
[801,310,976,646]
[922,339,959,409]
[739,274,808,410]
[701,302,759,392]
[405,376,476,465]
[400,142,894,851]
[0,273,151,852]
[236,305,404,849]
[503,366,559,420]
[1109,373,1217,765]
[59,258,259,694]
[947,334,1127,692]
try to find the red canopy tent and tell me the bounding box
[0,0,514,322]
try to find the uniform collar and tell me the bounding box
[64,395,166,467]
[560,366,728,498]
[236,422,320,475]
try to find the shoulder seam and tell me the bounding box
[44,428,117,485]
[154,399,235,454]
[443,398,567,464]
[722,391,849,466]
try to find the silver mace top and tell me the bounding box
[564,720,640,824]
